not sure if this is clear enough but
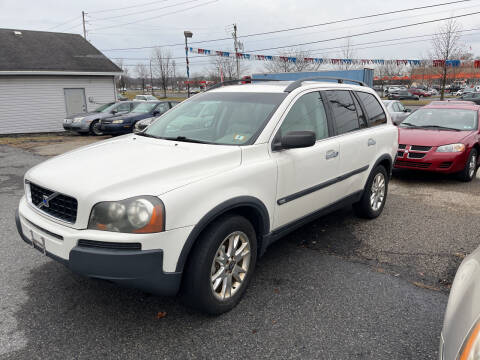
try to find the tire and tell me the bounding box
[458,148,478,182]
[181,214,257,315]
[90,120,103,136]
[353,165,389,219]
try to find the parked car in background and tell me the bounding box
[382,100,412,125]
[100,101,171,135]
[408,88,431,97]
[63,101,139,136]
[135,94,158,101]
[117,92,128,101]
[16,78,397,314]
[385,86,407,96]
[133,101,181,133]
[388,91,419,100]
[395,103,480,181]
[427,88,438,96]
[460,92,480,105]
[440,244,480,360]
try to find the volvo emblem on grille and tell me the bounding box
[38,192,58,209]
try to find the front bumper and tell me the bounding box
[63,121,88,133]
[16,198,192,296]
[100,122,132,134]
[394,149,468,173]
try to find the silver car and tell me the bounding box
[63,101,138,135]
[440,246,480,359]
[382,100,412,126]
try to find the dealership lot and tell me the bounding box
[1,136,479,358]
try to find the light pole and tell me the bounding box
[184,30,193,98]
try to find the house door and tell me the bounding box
[64,88,87,115]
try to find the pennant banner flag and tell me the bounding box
[189,47,476,68]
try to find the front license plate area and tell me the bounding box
[30,230,46,255]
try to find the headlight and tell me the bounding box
[112,119,124,124]
[73,117,84,123]
[457,319,480,360]
[436,143,465,152]
[88,196,164,233]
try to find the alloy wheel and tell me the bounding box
[210,231,251,300]
[92,121,103,136]
[370,173,386,211]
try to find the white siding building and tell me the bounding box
[0,29,122,134]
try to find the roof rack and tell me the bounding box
[283,76,366,93]
[206,78,281,91]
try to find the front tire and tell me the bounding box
[353,165,389,219]
[181,214,257,315]
[90,120,103,136]
[458,148,478,182]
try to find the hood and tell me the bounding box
[26,135,242,226]
[398,127,472,146]
[108,112,148,122]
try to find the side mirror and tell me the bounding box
[274,131,316,150]
[111,109,117,115]
[404,108,411,113]
[152,111,160,116]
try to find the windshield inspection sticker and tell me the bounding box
[234,134,246,141]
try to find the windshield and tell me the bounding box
[400,108,478,131]
[132,102,158,113]
[144,92,287,145]
[94,102,115,112]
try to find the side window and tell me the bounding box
[356,92,387,127]
[325,90,359,135]
[279,92,329,141]
[391,102,400,112]
[117,103,130,112]
[156,103,169,114]
[352,93,367,128]
[396,102,405,112]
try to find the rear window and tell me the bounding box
[356,92,387,127]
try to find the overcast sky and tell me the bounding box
[2,0,480,76]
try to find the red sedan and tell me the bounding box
[395,103,480,181]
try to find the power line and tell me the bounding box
[89,0,170,14]
[45,16,80,31]
[91,0,219,31]
[90,0,204,21]
[245,10,480,53]
[99,0,473,51]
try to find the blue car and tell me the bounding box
[100,101,172,135]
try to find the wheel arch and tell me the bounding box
[175,196,270,273]
[372,153,393,178]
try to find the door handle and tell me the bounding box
[326,149,339,159]
[368,138,376,146]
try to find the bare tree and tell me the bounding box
[152,47,172,98]
[209,56,247,81]
[431,18,463,100]
[335,37,359,71]
[263,49,317,73]
[171,60,176,92]
[135,63,148,92]
[114,59,129,90]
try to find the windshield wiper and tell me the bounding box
[399,122,418,127]
[160,136,211,144]
[419,125,461,131]
[136,132,160,138]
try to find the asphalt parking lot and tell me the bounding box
[1,134,479,359]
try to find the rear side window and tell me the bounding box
[325,90,359,135]
[356,92,387,127]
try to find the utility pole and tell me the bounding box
[149,59,154,96]
[184,31,193,98]
[82,11,87,39]
[232,24,240,79]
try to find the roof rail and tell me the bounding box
[284,76,366,93]
[207,78,281,91]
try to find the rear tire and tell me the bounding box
[90,120,103,136]
[181,214,257,315]
[458,148,478,182]
[353,165,389,219]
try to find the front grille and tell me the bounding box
[408,152,426,159]
[398,144,407,149]
[78,240,141,250]
[410,145,432,151]
[397,151,404,157]
[29,182,78,223]
[395,160,431,169]
[438,162,453,169]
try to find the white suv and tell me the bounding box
[16,78,398,314]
